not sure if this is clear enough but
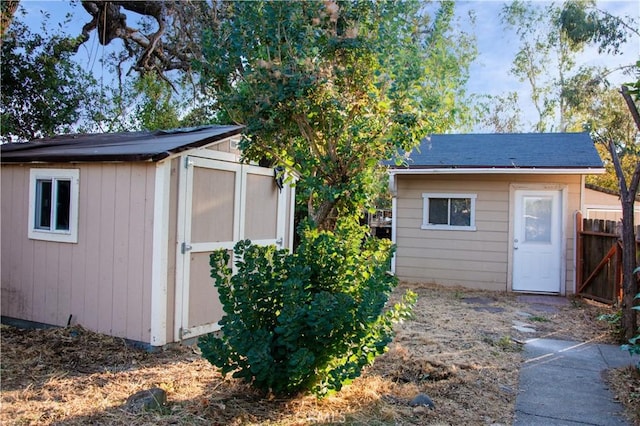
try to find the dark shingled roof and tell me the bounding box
[389,132,603,170]
[0,125,244,163]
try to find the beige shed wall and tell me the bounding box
[584,187,640,223]
[1,163,155,343]
[394,174,582,293]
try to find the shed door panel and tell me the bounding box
[187,251,225,328]
[176,156,285,341]
[190,168,235,243]
[244,172,278,240]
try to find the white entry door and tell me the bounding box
[512,190,562,293]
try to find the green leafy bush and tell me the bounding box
[198,219,415,397]
[621,292,640,369]
[620,267,640,369]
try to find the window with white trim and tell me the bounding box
[28,169,79,243]
[422,193,477,231]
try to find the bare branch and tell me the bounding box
[621,85,640,131]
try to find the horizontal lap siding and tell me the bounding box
[395,175,509,291]
[1,164,154,343]
[394,174,582,292]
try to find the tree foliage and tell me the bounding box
[0,12,99,141]
[198,219,416,397]
[500,0,589,132]
[196,0,475,228]
[560,0,639,55]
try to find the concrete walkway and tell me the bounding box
[515,338,639,425]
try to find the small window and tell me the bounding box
[28,169,79,243]
[422,193,477,231]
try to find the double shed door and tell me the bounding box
[175,154,287,341]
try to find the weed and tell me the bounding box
[528,315,549,322]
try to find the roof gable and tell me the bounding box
[390,132,603,170]
[0,125,244,163]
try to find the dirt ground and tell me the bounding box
[1,282,636,425]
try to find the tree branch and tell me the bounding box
[621,85,640,131]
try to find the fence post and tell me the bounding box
[576,211,583,295]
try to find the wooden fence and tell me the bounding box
[576,212,640,305]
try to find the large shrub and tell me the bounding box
[198,219,415,397]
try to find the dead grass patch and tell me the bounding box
[0,282,624,425]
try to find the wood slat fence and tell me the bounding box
[576,212,640,305]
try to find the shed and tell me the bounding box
[1,126,296,349]
[583,183,640,223]
[388,132,604,294]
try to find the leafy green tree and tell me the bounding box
[474,93,523,133]
[561,3,639,340]
[0,13,98,141]
[500,0,589,132]
[197,0,475,229]
[560,0,639,56]
[133,74,180,131]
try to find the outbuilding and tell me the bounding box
[1,125,295,349]
[388,132,604,294]
[583,183,640,223]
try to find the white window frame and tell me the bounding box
[422,192,477,231]
[28,168,80,243]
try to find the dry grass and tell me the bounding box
[606,364,640,425]
[0,282,626,425]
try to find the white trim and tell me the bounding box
[179,322,222,339]
[509,184,567,295]
[150,161,171,346]
[174,155,192,343]
[391,196,397,274]
[573,210,580,295]
[243,163,275,176]
[276,184,287,248]
[28,168,80,243]
[421,193,477,231]
[390,167,605,176]
[560,187,568,296]
[236,166,246,243]
[191,155,241,172]
[288,185,296,251]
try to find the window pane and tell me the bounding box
[35,179,52,229]
[450,198,471,226]
[524,197,552,242]
[428,198,448,224]
[55,180,71,231]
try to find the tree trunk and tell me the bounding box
[620,196,638,340]
[308,198,337,231]
[616,86,640,340]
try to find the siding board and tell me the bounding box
[83,166,102,331]
[112,166,132,338]
[126,165,147,342]
[141,165,155,343]
[98,164,117,335]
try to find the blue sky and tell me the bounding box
[15,0,640,131]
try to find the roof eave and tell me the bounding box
[388,167,606,175]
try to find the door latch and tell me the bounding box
[181,242,193,254]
